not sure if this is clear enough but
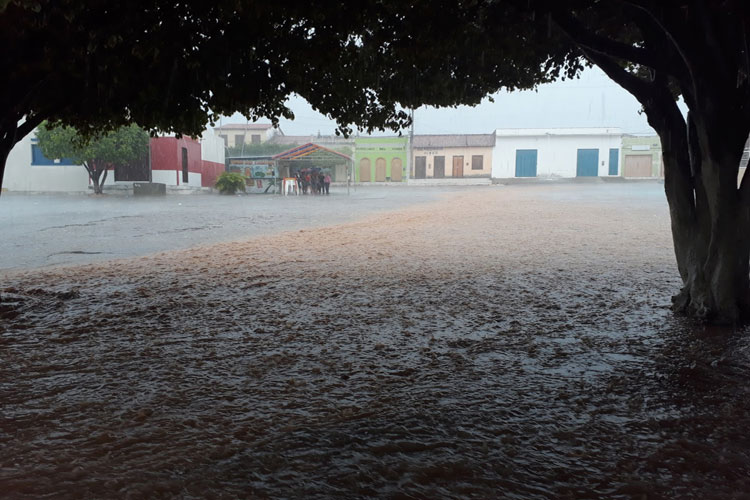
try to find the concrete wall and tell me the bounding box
[200,131,225,188]
[2,132,90,192]
[492,128,622,179]
[412,146,493,178]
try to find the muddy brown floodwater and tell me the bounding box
[1,184,750,499]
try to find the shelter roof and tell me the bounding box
[412,133,496,148]
[272,143,352,162]
[268,135,355,146]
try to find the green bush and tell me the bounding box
[215,172,247,194]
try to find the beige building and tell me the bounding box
[214,123,274,148]
[621,135,663,177]
[412,134,494,179]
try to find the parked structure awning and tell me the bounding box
[272,143,352,162]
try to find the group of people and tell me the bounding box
[296,169,331,195]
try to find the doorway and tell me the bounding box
[433,156,445,178]
[452,156,464,177]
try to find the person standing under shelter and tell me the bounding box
[323,173,331,195]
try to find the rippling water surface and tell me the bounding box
[2,186,749,499]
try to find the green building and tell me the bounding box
[620,135,663,177]
[354,136,408,182]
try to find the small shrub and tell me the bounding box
[215,172,247,194]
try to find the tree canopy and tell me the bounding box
[36,123,149,194]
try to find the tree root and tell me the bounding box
[671,286,748,325]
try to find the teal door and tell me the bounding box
[608,148,619,176]
[576,149,599,177]
[515,149,538,177]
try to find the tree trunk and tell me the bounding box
[0,143,10,194]
[0,123,20,195]
[85,160,106,195]
[663,113,750,324]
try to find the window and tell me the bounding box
[251,134,261,144]
[30,141,75,166]
[235,134,245,147]
[471,155,484,170]
[219,134,228,146]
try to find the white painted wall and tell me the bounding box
[201,130,225,164]
[152,170,177,185]
[187,172,202,187]
[492,128,622,178]
[2,132,90,192]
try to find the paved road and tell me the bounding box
[0,186,466,270]
[0,181,666,271]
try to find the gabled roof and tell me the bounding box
[214,123,273,131]
[412,133,495,148]
[273,143,352,162]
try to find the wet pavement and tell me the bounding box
[1,182,749,499]
[0,185,458,270]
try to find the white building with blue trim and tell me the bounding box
[492,128,622,180]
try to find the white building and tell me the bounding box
[213,123,275,148]
[492,127,622,179]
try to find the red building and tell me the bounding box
[149,133,225,188]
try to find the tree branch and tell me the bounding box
[15,114,45,143]
[740,152,750,207]
[574,46,656,104]
[619,1,698,85]
[551,10,663,71]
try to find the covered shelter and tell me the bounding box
[226,142,353,194]
[273,143,352,183]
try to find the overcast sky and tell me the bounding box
[223,67,675,137]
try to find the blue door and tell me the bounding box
[576,149,599,177]
[515,149,538,177]
[608,148,619,176]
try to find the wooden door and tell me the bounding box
[359,158,371,182]
[391,158,403,181]
[452,156,464,178]
[433,156,445,178]
[623,155,652,177]
[375,158,386,181]
[414,156,426,179]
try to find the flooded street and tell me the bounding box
[1,183,749,499]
